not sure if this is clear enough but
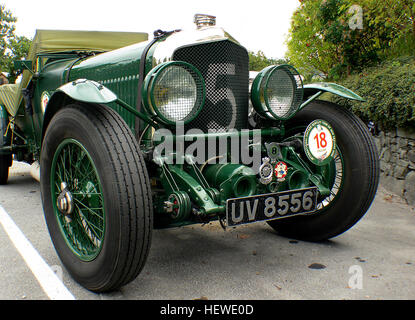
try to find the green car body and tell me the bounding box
[0,15,379,292]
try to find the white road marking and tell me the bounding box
[0,205,75,300]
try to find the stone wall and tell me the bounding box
[373,127,415,206]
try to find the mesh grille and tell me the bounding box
[173,40,249,132]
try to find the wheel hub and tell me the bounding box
[56,182,74,216]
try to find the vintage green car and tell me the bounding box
[0,15,379,292]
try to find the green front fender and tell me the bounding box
[300,82,365,110]
[56,78,118,104]
[49,78,158,128]
[41,79,118,144]
[42,78,158,147]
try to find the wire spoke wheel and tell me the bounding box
[51,139,105,261]
[283,132,345,211]
[315,148,344,211]
[41,103,152,292]
[267,100,379,241]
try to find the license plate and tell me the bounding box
[226,187,318,227]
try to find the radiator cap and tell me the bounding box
[194,14,216,29]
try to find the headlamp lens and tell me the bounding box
[251,65,303,120]
[143,61,205,125]
[265,67,295,118]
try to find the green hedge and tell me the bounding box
[330,56,415,130]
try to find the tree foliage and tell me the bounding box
[0,4,31,84]
[332,56,415,130]
[248,50,288,71]
[286,0,415,81]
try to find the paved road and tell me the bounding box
[0,162,414,300]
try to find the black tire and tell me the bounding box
[40,103,153,292]
[0,154,12,185]
[267,100,379,241]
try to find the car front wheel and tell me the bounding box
[40,103,153,292]
[267,100,379,241]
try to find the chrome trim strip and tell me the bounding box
[152,27,240,67]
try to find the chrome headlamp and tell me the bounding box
[251,65,303,121]
[142,61,205,126]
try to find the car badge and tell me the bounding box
[259,157,274,184]
[275,161,288,181]
[265,142,282,163]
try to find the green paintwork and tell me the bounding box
[11,31,149,155]
[283,149,331,197]
[53,80,160,128]
[202,163,257,199]
[154,160,224,218]
[168,165,224,216]
[250,65,275,119]
[11,56,80,153]
[4,26,357,230]
[166,127,284,142]
[299,91,324,110]
[303,82,365,103]
[114,99,159,129]
[67,40,154,131]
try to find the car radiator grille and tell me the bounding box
[173,40,249,132]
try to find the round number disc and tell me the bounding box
[303,119,336,166]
